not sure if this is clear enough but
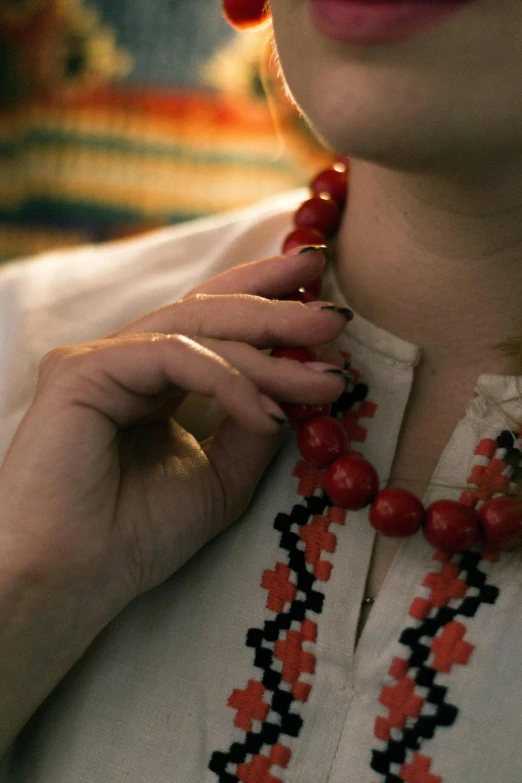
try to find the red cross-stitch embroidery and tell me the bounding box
[474,438,497,458]
[237,755,282,783]
[269,745,291,768]
[299,515,337,579]
[291,461,325,496]
[301,618,318,641]
[422,563,467,607]
[460,438,511,557]
[389,657,409,679]
[274,630,316,684]
[236,745,292,783]
[408,597,432,621]
[374,716,392,742]
[399,753,442,783]
[374,659,411,740]
[460,437,510,514]
[292,680,312,702]
[341,408,368,443]
[378,675,424,730]
[228,680,270,731]
[359,400,377,419]
[431,621,474,673]
[300,515,336,564]
[327,505,346,525]
[468,459,510,501]
[261,563,297,613]
[211,356,380,783]
[369,432,507,783]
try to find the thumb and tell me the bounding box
[203,415,289,524]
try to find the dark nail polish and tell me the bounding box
[320,305,354,321]
[323,368,351,379]
[270,414,291,428]
[298,245,328,254]
[343,357,351,371]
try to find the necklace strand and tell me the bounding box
[270,157,522,556]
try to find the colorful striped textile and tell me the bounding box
[0,1,329,262]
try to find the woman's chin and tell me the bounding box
[295,93,446,172]
[291,70,489,175]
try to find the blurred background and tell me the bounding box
[0,0,329,263]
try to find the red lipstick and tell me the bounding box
[310,0,474,45]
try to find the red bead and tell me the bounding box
[311,168,348,208]
[297,416,348,469]
[423,500,481,554]
[281,402,332,428]
[270,346,317,363]
[306,275,323,298]
[324,455,379,510]
[478,496,522,551]
[294,197,341,239]
[223,0,270,29]
[335,155,350,170]
[281,287,315,304]
[369,488,425,537]
[282,228,326,254]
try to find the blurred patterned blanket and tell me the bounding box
[0,0,327,262]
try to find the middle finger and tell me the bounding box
[106,294,352,348]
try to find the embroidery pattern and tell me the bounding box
[209,366,377,783]
[371,550,499,782]
[370,429,521,782]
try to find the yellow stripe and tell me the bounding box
[0,227,86,258]
[0,108,281,151]
[0,148,304,214]
[0,104,330,165]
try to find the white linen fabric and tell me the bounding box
[1,192,521,783]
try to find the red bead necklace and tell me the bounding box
[272,157,522,555]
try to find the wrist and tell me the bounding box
[0,547,127,753]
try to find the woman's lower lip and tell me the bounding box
[309,0,473,45]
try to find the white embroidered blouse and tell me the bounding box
[0,191,521,783]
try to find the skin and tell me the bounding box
[0,249,349,750]
[270,0,522,361]
[270,0,522,609]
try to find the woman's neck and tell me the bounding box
[334,157,522,375]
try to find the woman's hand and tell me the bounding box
[0,247,350,612]
[0,246,353,751]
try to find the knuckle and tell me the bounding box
[37,345,74,380]
[164,332,199,351]
[36,345,91,400]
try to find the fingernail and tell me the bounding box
[286,244,327,256]
[297,245,327,254]
[304,362,351,381]
[259,395,291,428]
[304,361,344,374]
[270,414,292,428]
[306,301,354,321]
[323,368,352,379]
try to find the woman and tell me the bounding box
[1,1,521,780]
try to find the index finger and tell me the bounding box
[185,246,327,299]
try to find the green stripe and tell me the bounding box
[0,196,204,228]
[0,126,305,174]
